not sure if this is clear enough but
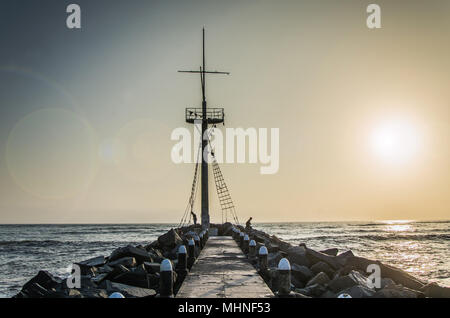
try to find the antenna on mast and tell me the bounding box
[178,27,230,104]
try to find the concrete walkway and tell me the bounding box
[176,236,273,298]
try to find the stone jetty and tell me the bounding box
[13,223,450,298]
[176,236,273,298]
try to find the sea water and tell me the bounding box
[0,221,448,297]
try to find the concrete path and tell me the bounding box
[176,236,273,298]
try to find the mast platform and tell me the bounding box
[185,107,224,124]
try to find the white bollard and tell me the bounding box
[277,258,291,297]
[160,259,174,297]
[243,234,250,254]
[239,232,245,248]
[187,238,196,269]
[249,240,257,258]
[177,245,187,271]
[194,234,200,248]
[258,246,268,271]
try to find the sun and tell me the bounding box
[371,119,421,164]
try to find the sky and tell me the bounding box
[0,0,448,223]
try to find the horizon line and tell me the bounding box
[0,219,448,226]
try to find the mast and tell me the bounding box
[179,28,229,229]
[201,28,209,229]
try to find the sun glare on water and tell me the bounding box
[381,220,415,232]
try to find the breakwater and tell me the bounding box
[12,223,450,298]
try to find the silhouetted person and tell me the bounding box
[246,217,253,230]
[191,212,198,225]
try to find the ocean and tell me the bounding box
[0,221,448,297]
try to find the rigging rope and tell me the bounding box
[179,125,240,227]
[178,138,202,227]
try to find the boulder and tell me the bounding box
[76,256,106,268]
[108,257,137,268]
[339,285,376,298]
[337,250,354,258]
[77,266,97,276]
[291,292,312,298]
[109,245,152,264]
[380,277,396,290]
[335,250,355,266]
[306,272,330,287]
[286,246,310,267]
[145,240,160,251]
[269,235,292,252]
[15,283,53,298]
[111,271,150,289]
[133,264,148,275]
[253,234,267,244]
[77,275,98,290]
[143,262,161,274]
[91,273,109,285]
[328,270,373,293]
[291,276,305,289]
[295,284,327,297]
[21,271,62,292]
[320,290,336,298]
[420,282,450,298]
[111,264,131,276]
[320,248,338,256]
[333,264,357,278]
[291,263,314,284]
[77,288,109,298]
[311,261,335,278]
[305,248,340,269]
[158,229,183,250]
[165,246,180,260]
[106,281,156,298]
[67,289,82,298]
[148,273,160,289]
[98,265,114,274]
[373,285,424,298]
[345,256,425,291]
[148,249,164,263]
[267,243,280,253]
[267,252,284,267]
[287,246,306,255]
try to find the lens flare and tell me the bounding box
[6,108,98,199]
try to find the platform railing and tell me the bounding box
[185,108,224,124]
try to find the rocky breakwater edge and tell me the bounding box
[229,223,450,298]
[13,224,209,298]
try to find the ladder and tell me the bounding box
[211,157,239,225]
